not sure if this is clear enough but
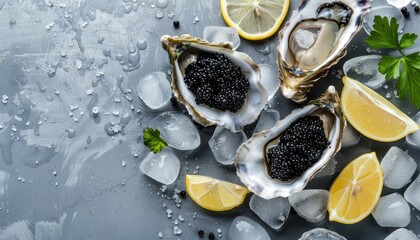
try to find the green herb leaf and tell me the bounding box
[365,16,399,50]
[399,53,420,108]
[143,127,168,154]
[365,16,420,109]
[400,33,418,49]
[378,56,403,80]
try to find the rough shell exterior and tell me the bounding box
[234,86,346,199]
[277,0,371,102]
[161,34,268,132]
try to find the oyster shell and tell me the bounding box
[234,86,345,199]
[277,0,371,102]
[161,34,268,132]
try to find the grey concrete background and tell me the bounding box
[0,0,419,239]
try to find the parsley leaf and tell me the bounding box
[365,16,399,50]
[399,53,420,108]
[365,16,420,109]
[378,56,403,80]
[400,33,417,49]
[143,127,168,154]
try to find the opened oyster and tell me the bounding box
[277,0,370,102]
[161,34,268,132]
[234,86,345,199]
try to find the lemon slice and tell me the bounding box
[341,76,419,142]
[220,0,290,41]
[185,174,249,211]
[328,152,383,224]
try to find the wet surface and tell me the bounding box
[0,0,419,239]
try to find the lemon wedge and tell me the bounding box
[328,152,383,224]
[341,76,419,142]
[186,174,249,211]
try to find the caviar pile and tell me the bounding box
[184,51,250,112]
[267,116,330,181]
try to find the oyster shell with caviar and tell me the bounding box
[234,86,345,199]
[161,34,268,132]
[277,0,370,102]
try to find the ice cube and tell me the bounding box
[150,112,200,150]
[384,228,420,240]
[203,26,240,50]
[404,173,420,211]
[381,146,417,189]
[249,194,290,230]
[314,159,337,178]
[0,170,9,197]
[293,29,316,49]
[0,220,34,240]
[298,228,347,240]
[140,148,180,185]
[289,189,329,223]
[228,216,271,240]
[136,72,171,110]
[253,109,280,134]
[208,126,247,165]
[406,112,420,148]
[343,55,386,89]
[35,220,63,240]
[341,125,361,148]
[258,64,280,100]
[372,193,411,227]
[363,6,405,34]
[386,0,412,9]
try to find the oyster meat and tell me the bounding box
[234,86,345,199]
[277,0,371,102]
[161,34,268,132]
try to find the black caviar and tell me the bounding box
[267,116,330,181]
[170,97,177,106]
[415,5,419,13]
[401,7,410,17]
[208,232,215,240]
[198,229,205,237]
[173,20,180,28]
[184,51,250,112]
[179,190,186,198]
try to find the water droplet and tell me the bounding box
[76,59,83,69]
[103,49,112,57]
[137,39,147,50]
[128,43,136,53]
[155,9,164,19]
[97,36,105,44]
[86,136,92,144]
[45,0,54,7]
[65,128,76,138]
[92,106,100,115]
[156,0,169,8]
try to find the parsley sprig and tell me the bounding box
[365,16,420,109]
[143,127,167,154]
